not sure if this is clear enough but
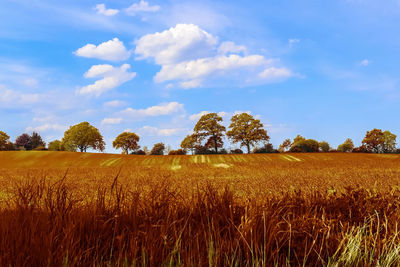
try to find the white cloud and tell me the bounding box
[104,100,127,108]
[135,24,292,88]
[258,67,292,81]
[26,124,67,132]
[121,102,184,118]
[135,24,218,65]
[125,0,160,15]
[74,38,131,61]
[95,4,119,16]
[139,126,182,136]
[101,117,123,125]
[155,54,270,84]
[218,41,247,55]
[189,111,227,121]
[78,64,136,97]
[360,59,370,66]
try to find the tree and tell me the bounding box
[150,142,165,155]
[194,113,226,153]
[278,139,292,152]
[48,140,63,151]
[112,132,140,154]
[337,138,354,152]
[30,132,46,150]
[180,134,199,155]
[226,113,270,154]
[0,131,10,150]
[362,129,384,153]
[382,130,397,153]
[290,138,319,152]
[61,122,105,152]
[15,133,32,150]
[293,135,306,144]
[319,141,330,152]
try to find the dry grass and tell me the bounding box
[1,151,400,266]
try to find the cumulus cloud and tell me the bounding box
[26,124,67,132]
[218,41,247,55]
[95,4,119,16]
[125,0,160,15]
[78,64,136,97]
[74,38,131,61]
[121,102,184,118]
[138,126,183,136]
[101,117,123,125]
[135,24,292,88]
[135,24,218,65]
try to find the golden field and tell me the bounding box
[1,151,400,266]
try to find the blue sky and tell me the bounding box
[1,0,400,152]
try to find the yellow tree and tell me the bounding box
[362,129,384,153]
[194,113,226,153]
[226,113,269,154]
[112,132,140,154]
[0,131,10,150]
[180,134,199,154]
[61,122,105,152]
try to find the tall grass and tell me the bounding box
[1,173,400,266]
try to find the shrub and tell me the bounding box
[230,148,243,154]
[168,149,187,155]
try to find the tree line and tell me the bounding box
[0,113,398,154]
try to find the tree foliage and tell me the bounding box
[48,140,64,151]
[337,138,354,152]
[383,130,397,153]
[61,122,105,152]
[226,113,269,154]
[30,132,46,150]
[318,141,330,152]
[194,113,226,153]
[290,138,319,152]
[0,131,10,150]
[362,129,384,153]
[180,134,199,154]
[278,139,292,152]
[150,142,165,155]
[113,132,140,154]
[15,133,32,150]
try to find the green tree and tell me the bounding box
[48,140,64,151]
[150,142,165,155]
[194,113,226,153]
[337,138,354,152]
[30,132,46,150]
[293,135,306,144]
[362,129,384,153]
[61,122,105,152]
[290,138,319,152]
[0,131,10,150]
[180,134,199,154]
[112,132,140,154]
[278,139,291,152]
[226,113,270,154]
[319,141,330,152]
[382,130,397,153]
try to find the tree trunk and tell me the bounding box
[214,136,218,153]
[246,144,250,154]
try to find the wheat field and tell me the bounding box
[1,151,400,266]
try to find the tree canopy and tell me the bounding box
[278,139,292,152]
[48,140,64,151]
[61,122,105,152]
[383,130,397,153]
[112,132,140,154]
[180,134,199,154]
[194,113,226,153]
[150,142,165,155]
[362,129,384,153]
[337,138,354,152]
[15,133,32,150]
[226,113,269,154]
[318,141,330,152]
[290,138,319,152]
[0,131,10,150]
